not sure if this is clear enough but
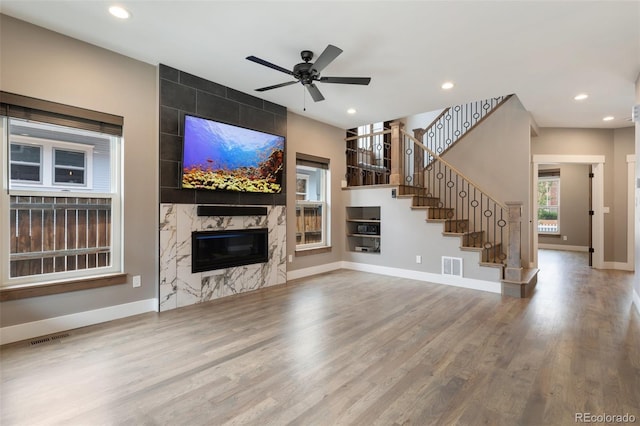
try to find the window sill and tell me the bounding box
[295,246,332,256]
[0,273,128,302]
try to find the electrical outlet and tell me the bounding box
[132,275,141,288]
[416,255,422,264]
[563,236,568,241]
[288,254,293,263]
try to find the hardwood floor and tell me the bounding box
[1,250,638,425]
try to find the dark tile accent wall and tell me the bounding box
[159,64,287,205]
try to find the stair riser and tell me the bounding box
[462,232,484,247]
[482,243,504,263]
[413,197,440,207]
[426,208,454,220]
[444,220,469,233]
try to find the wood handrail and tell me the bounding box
[401,129,507,210]
[344,129,392,142]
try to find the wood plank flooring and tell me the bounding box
[1,250,638,425]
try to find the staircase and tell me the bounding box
[392,95,536,296]
[395,148,508,272]
[345,94,537,297]
[392,96,537,297]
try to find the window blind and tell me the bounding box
[0,91,123,136]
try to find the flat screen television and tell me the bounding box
[181,115,285,193]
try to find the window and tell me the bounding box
[295,153,330,250]
[538,170,560,233]
[54,148,86,185]
[9,136,94,190]
[1,95,123,287]
[357,121,385,166]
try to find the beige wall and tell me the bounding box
[0,15,158,326]
[441,96,533,266]
[286,112,346,271]
[613,127,635,263]
[532,127,634,263]
[635,73,640,299]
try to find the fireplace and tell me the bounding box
[192,228,269,273]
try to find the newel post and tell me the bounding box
[504,201,523,282]
[389,121,404,185]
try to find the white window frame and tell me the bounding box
[295,161,330,251]
[1,117,122,287]
[537,176,560,234]
[9,135,93,191]
[9,142,42,184]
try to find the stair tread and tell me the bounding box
[412,206,453,210]
[442,231,483,236]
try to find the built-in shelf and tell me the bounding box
[346,206,381,254]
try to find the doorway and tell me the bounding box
[536,163,592,265]
[531,155,605,269]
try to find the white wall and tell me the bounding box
[401,108,445,136]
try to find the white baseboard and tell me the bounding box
[341,261,501,294]
[601,261,634,272]
[287,260,501,294]
[0,298,158,346]
[538,244,589,252]
[287,261,342,281]
[633,288,640,317]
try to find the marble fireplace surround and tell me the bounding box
[160,204,286,312]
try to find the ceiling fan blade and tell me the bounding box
[306,84,325,102]
[255,81,298,92]
[310,44,343,74]
[319,76,371,85]
[246,55,293,76]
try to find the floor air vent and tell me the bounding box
[29,333,70,346]
[442,256,463,277]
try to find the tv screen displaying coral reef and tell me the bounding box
[181,115,285,193]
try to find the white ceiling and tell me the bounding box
[1,1,639,130]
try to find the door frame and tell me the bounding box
[627,154,635,271]
[531,155,605,269]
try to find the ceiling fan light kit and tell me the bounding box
[246,44,371,102]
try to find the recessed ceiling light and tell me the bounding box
[347,108,357,115]
[441,81,454,90]
[602,116,614,121]
[574,93,588,101]
[109,6,130,19]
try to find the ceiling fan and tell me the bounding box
[246,44,371,102]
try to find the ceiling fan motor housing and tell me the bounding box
[293,61,316,85]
